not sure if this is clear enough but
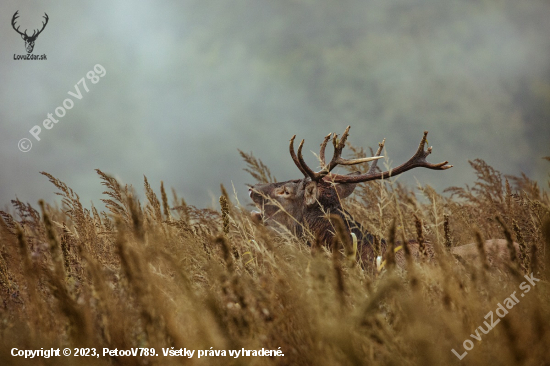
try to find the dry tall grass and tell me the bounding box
[0,158,549,365]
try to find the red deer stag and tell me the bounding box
[249,126,453,266]
[249,127,522,271]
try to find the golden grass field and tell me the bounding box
[0,156,549,365]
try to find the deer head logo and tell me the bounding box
[12,11,49,54]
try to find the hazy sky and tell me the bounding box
[1,0,549,214]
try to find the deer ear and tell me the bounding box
[335,183,358,199]
[21,34,25,40]
[333,171,362,199]
[304,181,318,206]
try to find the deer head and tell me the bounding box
[12,11,49,54]
[249,126,452,245]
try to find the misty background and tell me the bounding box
[1,0,549,212]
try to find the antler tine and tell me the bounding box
[319,132,332,169]
[297,139,325,181]
[289,135,310,178]
[339,125,351,148]
[325,126,383,171]
[366,138,386,175]
[326,126,350,171]
[413,131,452,169]
[335,155,384,166]
[326,131,452,184]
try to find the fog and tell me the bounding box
[1,0,549,212]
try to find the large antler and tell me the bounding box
[31,13,49,39]
[289,126,452,183]
[290,126,384,181]
[11,11,26,37]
